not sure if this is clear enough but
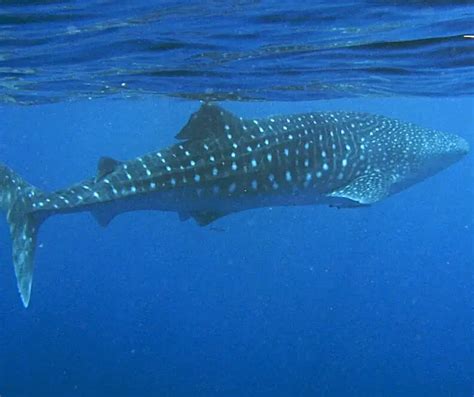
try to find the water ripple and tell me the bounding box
[0,0,472,105]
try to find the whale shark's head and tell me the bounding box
[417,129,469,177]
[354,113,469,201]
[383,125,469,196]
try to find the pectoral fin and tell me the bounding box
[328,170,390,205]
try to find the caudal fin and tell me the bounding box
[1,164,45,307]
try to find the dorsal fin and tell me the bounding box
[96,156,122,181]
[175,103,242,141]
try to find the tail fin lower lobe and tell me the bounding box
[1,164,46,307]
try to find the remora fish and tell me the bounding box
[0,103,469,307]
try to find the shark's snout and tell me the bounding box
[420,133,470,178]
[427,132,470,163]
[456,136,470,156]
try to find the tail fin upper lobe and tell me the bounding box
[1,164,45,307]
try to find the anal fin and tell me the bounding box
[91,208,118,227]
[178,212,191,222]
[190,211,227,226]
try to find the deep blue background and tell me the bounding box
[0,98,473,396]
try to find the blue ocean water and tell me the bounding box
[1,97,472,397]
[0,0,473,104]
[1,2,473,397]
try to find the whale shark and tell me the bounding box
[0,103,469,307]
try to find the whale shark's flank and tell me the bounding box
[0,103,469,307]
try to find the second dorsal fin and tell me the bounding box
[96,156,122,181]
[175,103,242,141]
